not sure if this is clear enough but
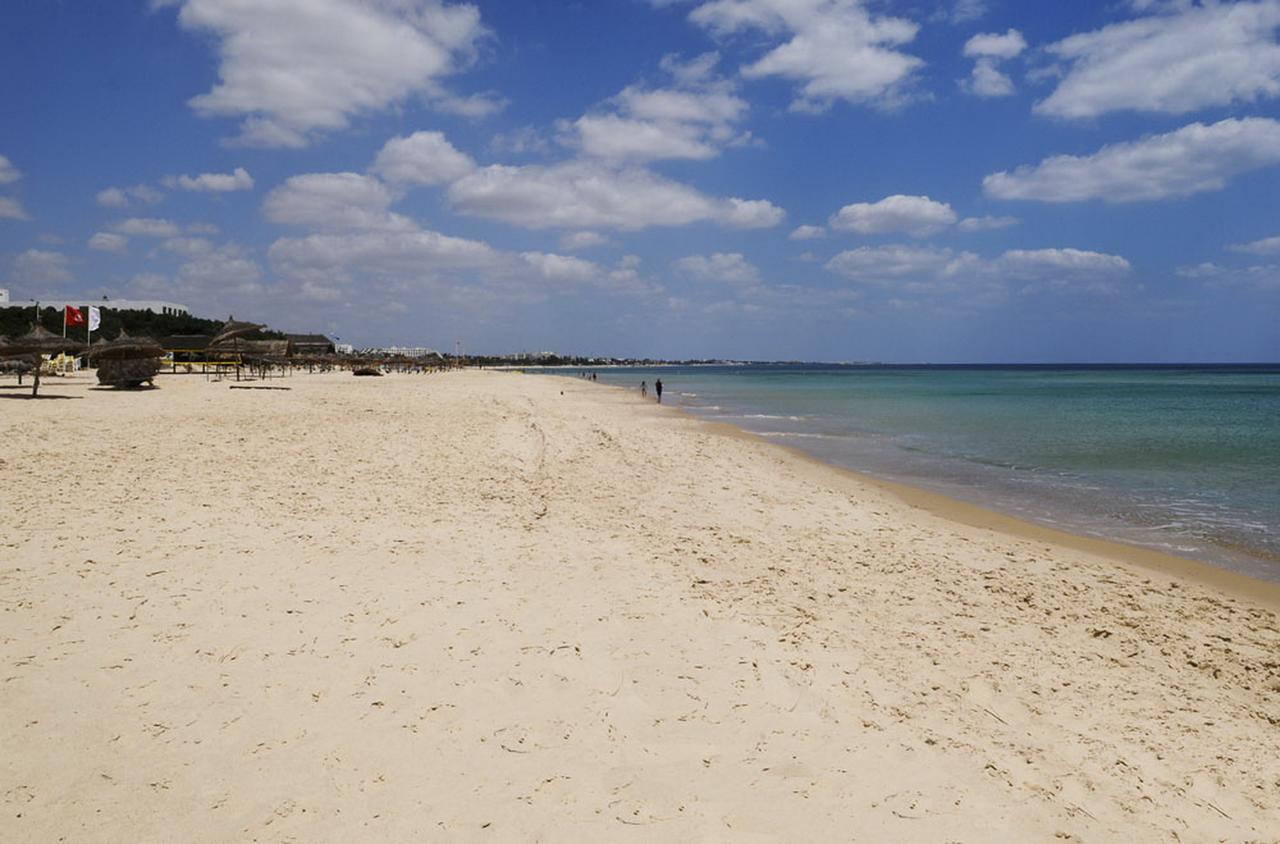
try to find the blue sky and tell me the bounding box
[1,0,1278,361]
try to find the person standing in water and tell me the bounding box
[641,381,647,398]
[655,378,663,403]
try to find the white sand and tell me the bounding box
[2,370,1278,841]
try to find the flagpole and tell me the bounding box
[62,306,68,374]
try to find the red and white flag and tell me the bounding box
[65,305,86,328]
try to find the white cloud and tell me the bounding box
[88,232,129,254]
[962,59,1015,97]
[113,217,182,237]
[371,131,476,185]
[0,154,20,185]
[518,252,602,283]
[174,167,254,192]
[960,29,1024,98]
[1227,234,1280,255]
[949,0,989,24]
[683,0,924,112]
[825,244,966,282]
[0,197,29,220]
[170,0,489,147]
[998,248,1131,282]
[829,194,957,237]
[957,214,1018,232]
[447,160,783,231]
[11,249,73,285]
[964,29,1026,59]
[1036,1,1280,119]
[173,241,265,292]
[789,224,826,240]
[263,172,414,231]
[674,252,761,284]
[825,243,1130,293]
[96,184,163,208]
[1177,261,1280,291]
[983,118,1280,202]
[269,229,502,285]
[560,53,752,162]
[559,231,610,251]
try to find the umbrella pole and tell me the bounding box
[31,360,40,398]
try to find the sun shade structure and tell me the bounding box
[207,318,266,349]
[90,329,165,388]
[4,324,86,397]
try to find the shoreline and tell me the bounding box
[574,375,1280,608]
[558,368,1280,592]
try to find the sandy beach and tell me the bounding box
[2,370,1278,842]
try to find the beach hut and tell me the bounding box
[4,324,86,397]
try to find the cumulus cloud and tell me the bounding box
[964,29,1027,59]
[0,197,29,220]
[960,29,1025,98]
[88,232,128,254]
[263,172,414,231]
[825,243,1130,293]
[674,252,761,284]
[169,0,490,147]
[113,217,182,237]
[173,167,254,192]
[829,194,957,237]
[559,52,753,162]
[1177,261,1280,291]
[825,244,965,281]
[11,249,73,285]
[983,118,1280,202]
[447,160,783,231]
[1036,1,1280,119]
[96,184,163,208]
[518,252,602,283]
[957,214,1018,232]
[789,224,826,240]
[559,231,610,251]
[0,154,20,185]
[681,0,924,112]
[269,229,502,285]
[371,131,476,185]
[1227,234,1280,255]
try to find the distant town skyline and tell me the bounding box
[2,1,1279,361]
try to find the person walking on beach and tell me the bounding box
[655,378,663,403]
[640,380,647,398]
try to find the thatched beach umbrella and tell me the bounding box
[88,329,165,361]
[208,317,266,381]
[5,324,86,397]
[89,329,165,388]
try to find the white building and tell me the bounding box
[0,290,189,316]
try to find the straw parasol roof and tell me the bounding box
[88,329,165,361]
[5,324,86,356]
[208,317,266,349]
[5,324,86,396]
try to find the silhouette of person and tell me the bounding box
[655,378,663,403]
[640,380,647,398]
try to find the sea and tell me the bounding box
[560,364,1280,582]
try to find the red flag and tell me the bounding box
[65,305,86,327]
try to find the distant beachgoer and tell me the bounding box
[641,380,647,397]
[655,379,663,403]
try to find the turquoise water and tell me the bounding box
[567,365,1280,581]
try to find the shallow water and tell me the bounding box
[563,364,1280,582]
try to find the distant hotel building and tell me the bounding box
[0,288,189,316]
